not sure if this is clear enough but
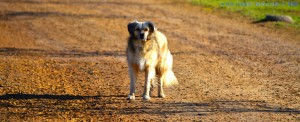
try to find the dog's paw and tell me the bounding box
[127,95,135,100]
[158,93,165,98]
[143,95,151,100]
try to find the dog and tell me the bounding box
[126,21,178,100]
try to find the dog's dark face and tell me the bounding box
[128,21,155,41]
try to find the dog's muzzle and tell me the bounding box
[140,33,145,40]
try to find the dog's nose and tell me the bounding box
[140,33,144,38]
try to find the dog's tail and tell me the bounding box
[161,69,178,87]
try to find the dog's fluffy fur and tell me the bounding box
[126,21,178,100]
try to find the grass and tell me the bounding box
[191,0,300,29]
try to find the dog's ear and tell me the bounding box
[127,21,138,35]
[146,21,156,32]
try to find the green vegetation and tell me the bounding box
[191,0,300,28]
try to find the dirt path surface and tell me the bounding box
[0,0,299,121]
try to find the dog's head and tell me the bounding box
[128,21,156,41]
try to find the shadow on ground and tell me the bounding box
[0,11,132,21]
[0,47,203,57]
[0,93,100,100]
[0,47,125,57]
[0,93,299,118]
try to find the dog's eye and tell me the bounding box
[135,28,140,31]
[144,29,149,31]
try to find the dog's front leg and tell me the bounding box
[143,67,155,100]
[127,65,138,100]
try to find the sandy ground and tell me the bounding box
[0,0,299,121]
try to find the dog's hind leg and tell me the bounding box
[143,67,155,100]
[158,76,165,98]
[127,64,138,100]
[156,70,165,98]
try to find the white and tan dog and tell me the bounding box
[126,21,178,100]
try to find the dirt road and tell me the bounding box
[0,0,299,121]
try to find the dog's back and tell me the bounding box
[153,31,178,86]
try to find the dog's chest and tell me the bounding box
[133,41,157,71]
[134,44,146,71]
